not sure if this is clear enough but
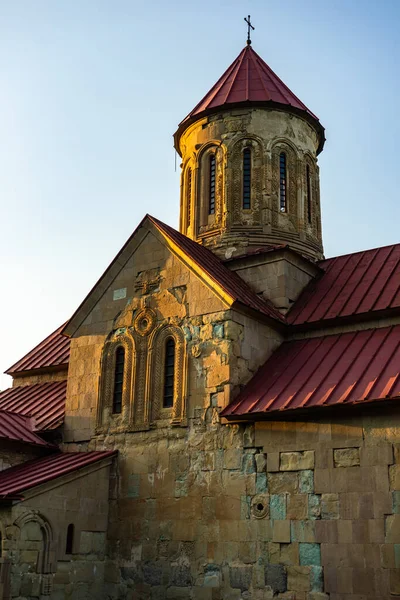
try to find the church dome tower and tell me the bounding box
[174,42,325,261]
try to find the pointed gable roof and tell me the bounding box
[175,45,325,154]
[63,215,286,337]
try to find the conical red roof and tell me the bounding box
[175,45,324,152]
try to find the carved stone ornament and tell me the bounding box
[148,324,187,425]
[133,308,157,337]
[191,344,202,358]
[135,268,162,295]
[251,495,269,519]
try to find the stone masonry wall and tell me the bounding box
[0,462,112,600]
[255,407,400,600]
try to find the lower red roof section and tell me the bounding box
[0,451,117,499]
[0,380,67,431]
[6,323,70,375]
[221,325,400,418]
[0,410,51,447]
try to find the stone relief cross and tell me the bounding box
[244,15,254,45]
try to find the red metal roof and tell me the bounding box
[149,216,286,323]
[221,325,400,418]
[6,324,70,375]
[288,244,400,327]
[0,410,50,447]
[0,451,117,500]
[176,45,323,152]
[0,381,67,431]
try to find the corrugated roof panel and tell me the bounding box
[0,410,50,447]
[149,216,286,323]
[288,244,400,326]
[0,381,67,431]
[0,451,117,499]
[221,325,400,418]
[6,324,70,375]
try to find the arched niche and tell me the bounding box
[97,329,136,432]
[148,324,187,426]
[229,136,264,227]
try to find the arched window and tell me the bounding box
[187,168,192,226]
[208,155,216,215]
[163,338,175,408]
[306,164,312,224]
[279,152,287,212]
[66,524,74,554]
[242,148,251,209]
[112,346,125,414]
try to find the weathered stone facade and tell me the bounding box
[177,109,323,261]
[1,40,399,600]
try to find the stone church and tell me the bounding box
[0,38,399,600]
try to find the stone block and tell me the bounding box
[287,566,311,592]
[267,452,280,473]
[287,495,308,520]
[243,425,255,448]
[308,594,329,600]
[279,542,299,566]
[310,566,323,592]
[256,473,268,494]
[321,493,339,520]
[203,564,221,588]
[299,543,321,566]
[390,464,400,490]
[386,514,400,543]
[143,562,163,586]
[264,564,287,593]
[308,494,321,520]
[255,453,267,472]
[299,470,314,493]
[224,449,242,470]
[268,472,298,495]
[229,565,252,591]
[280,451,314,471]
[270,494,286,520]
[272,521,291,543]
[333,447,360,468]
[170,564,192,587]
[290,520,316,543]
[242,453,256,474]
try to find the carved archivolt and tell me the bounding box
[98,317,188,431]
[97,329,135,431]
[230,136,263,227]
[271,140,298,230]
[197,143,225,237]
[303,153,321,241]
[148,324,187,425]
[14,511,56,595]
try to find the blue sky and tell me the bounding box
[1,0,399,388]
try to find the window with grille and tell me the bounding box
[279,152,287,212]
[306,164,312,224]
[112,346,124,414]
[242,148,251,209]
[163,338,175,408]
[209,155,216,215]
[187,168,192,226]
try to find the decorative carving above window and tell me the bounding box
[133,308,157,337]
[97,330,135,432]
[148,324,187,426]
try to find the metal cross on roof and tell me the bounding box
[244,15,255,45]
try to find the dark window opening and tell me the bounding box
[187,168,192,226]
[163,338,175,408]
[306,164,312,224]
[66,524,74,555]
[279,152,287,212]
[242,148,251,209]
[208,155,216,215]
[112,346,125,414]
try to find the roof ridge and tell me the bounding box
[149,216,286,324]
